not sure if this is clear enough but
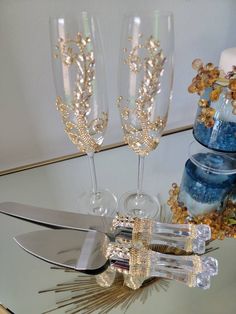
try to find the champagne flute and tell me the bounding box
[117,11,174,218]
[50,13,117,216]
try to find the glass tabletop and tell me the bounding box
[0,129,235,314]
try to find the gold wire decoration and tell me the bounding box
[55,33,108,153]
[117,36,167,156]
[168,183,236,240]
[188,60,236,127]
[39,267,169,314]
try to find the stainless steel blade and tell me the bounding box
[14,229,109,273]
[0,202,113,234]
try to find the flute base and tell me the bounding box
[119,191,160,219]
[79,189,117,217]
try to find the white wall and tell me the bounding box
[0,0,236,171]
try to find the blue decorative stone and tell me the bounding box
[178,153,236,216]
[193,118,236,152]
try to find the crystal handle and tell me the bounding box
[112,215,211,254]
[153,252,218,276]
[151,268,211,289]
[113,215,211,241]
[107,244,218,289]
[153,222,211,241]
[148,235,206,254]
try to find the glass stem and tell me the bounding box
[137,155,145,196]
[87,152,98,195]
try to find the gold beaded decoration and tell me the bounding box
[189,224,199,239]
[129,247,151,277]
[112,215,154,248]
[192,255,203,274]
[117,36,167,156]
[132,218,153,247]
[105,242,131,260]
[112,214,135,230]
[184,238,193,253]
[187,273,197,288]
[54,33,108,153]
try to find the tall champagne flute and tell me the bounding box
[117,11,174,218]
[50,13,117,216]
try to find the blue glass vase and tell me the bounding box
[178,143,236,217]
[193,88,236,152]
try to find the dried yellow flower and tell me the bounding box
[205,62,215,71]
[197,107,216,128]
[188,60,220,96]
[210,88,221,101]
[232,91,236,100]
[229,79,236,91]
[189,59,236,116]
[192,58,203,71]
[198,99,209,108]
[188,84,197,93]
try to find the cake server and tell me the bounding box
[14,229,109,275]
[14,228,218,289]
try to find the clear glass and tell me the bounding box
[117,11,174,218]
[114,218,211,241]
[222,186,236,224]
[150,235,206,254]
[110,249,218,289]
[114,219,210,254]
[50,13,117,216]
[179,141,236,217]
[193,86,236,153]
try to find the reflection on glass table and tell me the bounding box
[0,130,235,314]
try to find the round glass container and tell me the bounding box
[193,87,236,152]
[222,186,236,221]
[178,142,236,217]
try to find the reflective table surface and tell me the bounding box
[0,130,235,314]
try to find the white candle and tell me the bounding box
[217,47,236,123]
[219,47,236,73]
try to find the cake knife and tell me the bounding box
[0,201,211,254]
